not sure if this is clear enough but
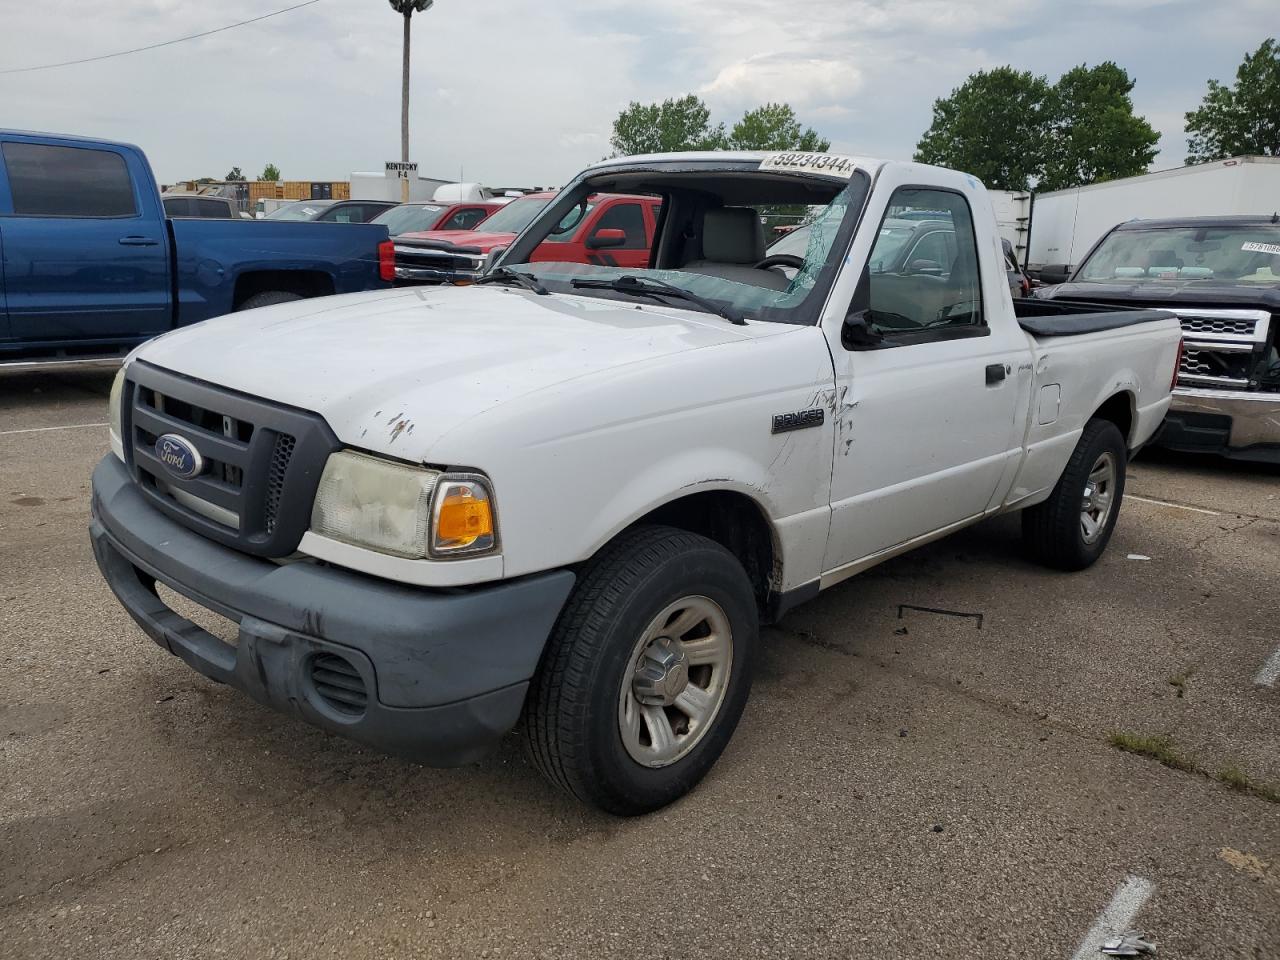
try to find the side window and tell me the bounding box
[2,142,137,218]
[906,230,950,271]
[864,189,984,337]
[163,197,194,218]
[196,199,231,218]
[591,202,647,248]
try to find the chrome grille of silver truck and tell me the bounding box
[1175,308,1271,390]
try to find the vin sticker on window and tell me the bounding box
[1243,241,1280,256]
[759,153,858,178]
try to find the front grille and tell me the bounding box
[1179,315,1260,338]
[1180,347,1253,386]
[1172,308,1272,392]
[124,361,338,557]
[264,433,297,534]
[310,653,368,716]
[394,241,483,279]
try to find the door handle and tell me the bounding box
[985,363,1008,385]
[118,236,159,246]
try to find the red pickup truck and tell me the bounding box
[393,191,662,284]
[373,201,503,238]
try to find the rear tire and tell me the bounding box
[1022,418,1127,571]
[236,290,303,311]
[524,525,757,815]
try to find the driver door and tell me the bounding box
[821,179,1027,576]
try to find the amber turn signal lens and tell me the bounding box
[430,478,498,556]
[437,489,492,543]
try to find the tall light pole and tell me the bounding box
[389,0,434,201]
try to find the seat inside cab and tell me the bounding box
[680,208,790,291]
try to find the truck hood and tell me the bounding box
[135,285,788,461]
[1039,281,1280,311]
[397,228,516,252]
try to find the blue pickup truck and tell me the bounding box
[0,131,392,363]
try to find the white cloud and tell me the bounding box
[701,55,863,109]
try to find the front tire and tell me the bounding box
[1022,418,1127,570]
[524,525,757,815]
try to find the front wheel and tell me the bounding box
[523,525,757,815]
[1021,418,1127,570]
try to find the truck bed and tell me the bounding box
[1014,299,1175,337]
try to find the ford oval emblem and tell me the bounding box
[154,434,204,480]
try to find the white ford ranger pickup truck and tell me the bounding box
[90,152,1182,814]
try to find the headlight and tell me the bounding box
[108,366,126,451]
[309,452,498,560]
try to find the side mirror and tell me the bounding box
[841,263,884,351]
[586,228,627,250]
[1037,263,1072,285]
[907,258,942,275]
[484,246,508,272]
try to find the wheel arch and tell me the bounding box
[232,269,335,308]
[613,486,781,615]
[1090,389,1136,448]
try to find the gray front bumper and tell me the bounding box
[90,455,575,765]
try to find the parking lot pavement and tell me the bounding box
[3,365,1278,959]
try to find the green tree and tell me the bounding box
[610,95,728,156]
[258,163,281,182]
[224,166,246,181]
[1039,62,1160,191]
[914,67,1050,190]
[1185,38,1280,163]
[729,103,830,151]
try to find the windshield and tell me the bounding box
[868,223,919,270]
[541,201,598,241]
[1079,224,1280,284]
[265,201,333,221]
[471,196,551,235]
[374,203,445,235]
[503,167,870,326]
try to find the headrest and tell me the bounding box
[702,208,765,264]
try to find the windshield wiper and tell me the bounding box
[475,267,548,296]
[570,275,746,325]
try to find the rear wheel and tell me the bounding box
[236,290,303,311]
[1022,418,1127,570]
[524,525,757,815]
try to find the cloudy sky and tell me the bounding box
[0,0,1272,187]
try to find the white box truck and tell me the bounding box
[1027,156,1280,273]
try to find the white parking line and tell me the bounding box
[1127,494,1221,516]
[1070,874,1155,960]
[0,421,108,437]
[1255,648,1280,688]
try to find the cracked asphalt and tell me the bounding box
[2,364,1278,959]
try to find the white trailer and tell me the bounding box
[349,171,452,203]
[988,189,1032,264]
[1027,156,1280,271]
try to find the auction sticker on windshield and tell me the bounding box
[1243,241,1280,256]
[759,153,858,178]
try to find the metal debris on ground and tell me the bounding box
[896,604,984,630]
[1127,554,1152,561]
[1100,930,1157,956]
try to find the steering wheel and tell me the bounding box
[754,254,806,272]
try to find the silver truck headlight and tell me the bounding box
[108,366,126,454]
[309,452,499,560]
